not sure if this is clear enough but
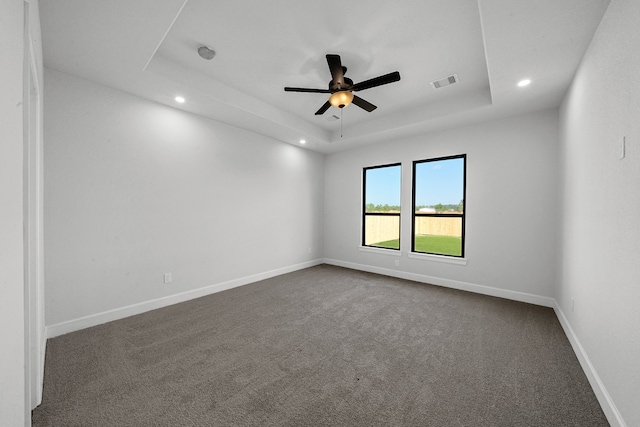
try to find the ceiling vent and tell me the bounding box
[325,114,341,122]
[430,74,459,89]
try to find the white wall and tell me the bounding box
[558,0,640,425]
[0,1,27,425]
[324,109,559,304]
[44,69,324,329]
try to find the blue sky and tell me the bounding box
[414,157,464,206]
[365,158,464,206]
[365,165,401,206]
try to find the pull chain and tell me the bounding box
[340,107,343,138]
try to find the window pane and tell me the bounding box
[413,155,465,257]
[414,216,462,256]
[364,214,400,249]
[364,165,401,212]
[363,164,401,249]
[414,158,464,214]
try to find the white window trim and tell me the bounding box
[407,251,467,265]
[359,246,403,257]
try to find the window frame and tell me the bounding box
[362,162,402,251]
[411,154,466,258]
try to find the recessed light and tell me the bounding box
[299,139,306,144]
[175,96,185,103]
[517,79,531,87]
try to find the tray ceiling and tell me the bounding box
[40,0,610,153]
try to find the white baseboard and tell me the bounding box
[45,259,323,339]
[323,258,555,308]
[553,302,627,427]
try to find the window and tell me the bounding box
[362,163,401,250]
[412,155,466,257]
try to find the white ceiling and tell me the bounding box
[40,0,610,153]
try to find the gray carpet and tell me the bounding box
[32,264,608,426]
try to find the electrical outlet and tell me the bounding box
[395,259,400,267]
[163,273,172,284]
[571,298,575,312]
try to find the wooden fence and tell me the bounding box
[415,215,462,237]
[364,215,400,245]
[365,213,462,245]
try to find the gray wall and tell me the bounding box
[324,109,560,303]
[44,69,325,327]
[559,0,640,424]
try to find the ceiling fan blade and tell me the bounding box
[326,54,345,86]
[352,95,377,112]
[315,101,332,115]
[284,87,331,93]
[352,71,401,91]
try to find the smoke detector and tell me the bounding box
[430,74,459,89]
[198,46,216,60]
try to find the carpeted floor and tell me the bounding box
[32,264,609,426]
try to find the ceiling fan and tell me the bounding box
[284,54,401,115]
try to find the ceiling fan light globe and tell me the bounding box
[329,91,354,108]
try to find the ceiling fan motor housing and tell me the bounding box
[330,77,353,92]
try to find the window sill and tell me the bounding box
[407,252,467,265]
[359,246,402,257]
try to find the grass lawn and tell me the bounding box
[372,235,462,256]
